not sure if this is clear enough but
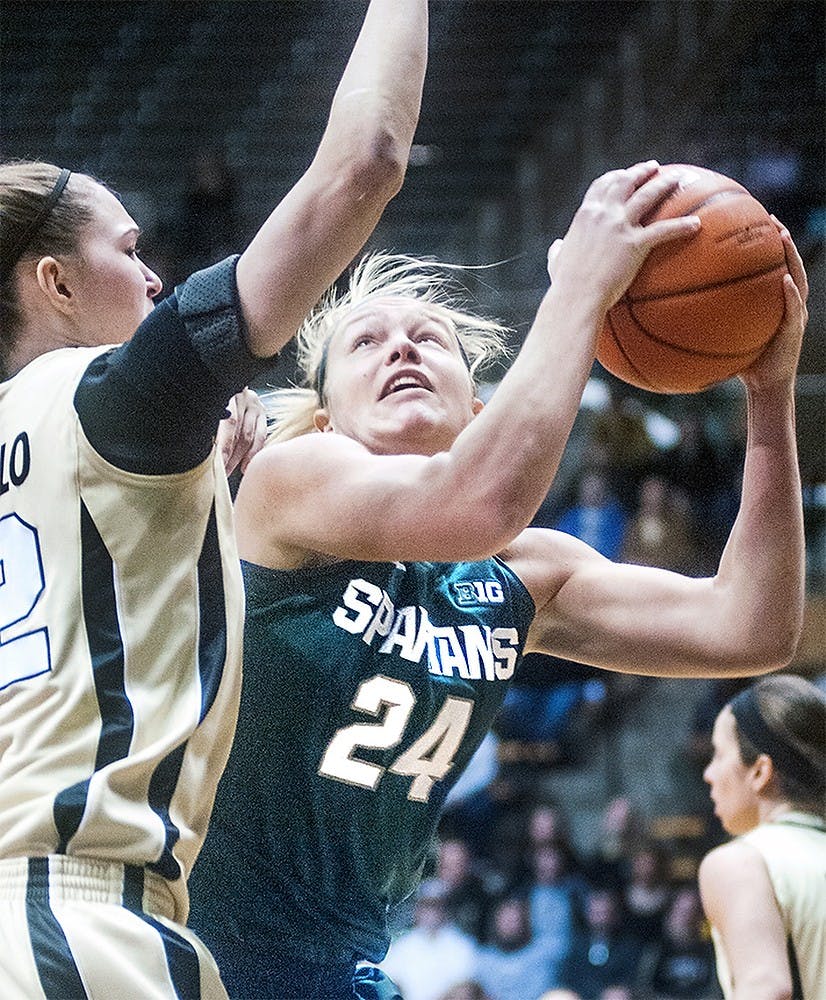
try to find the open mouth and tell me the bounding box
[379,371,433,399]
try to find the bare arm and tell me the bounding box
[236,164,702,566]
[699,844,792,1000]
[507,226,807,676]
[236,0,428,356]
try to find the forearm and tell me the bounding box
[238,0,428,356]
[325,0,427,172]
[714,381,804,666]
[444,283,606,549]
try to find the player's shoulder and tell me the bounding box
[244,432,369,488]
[2,345,110,397]
[499,525,603,592]
[699,838,766,890]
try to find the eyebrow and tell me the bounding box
[341,309,454,338]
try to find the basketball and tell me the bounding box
[597,163,788,393]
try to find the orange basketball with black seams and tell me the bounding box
[597,163,788,394]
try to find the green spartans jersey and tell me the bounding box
[191,556,535,966]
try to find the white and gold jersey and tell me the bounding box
[0,342,243,924]
[710,812,826,1000]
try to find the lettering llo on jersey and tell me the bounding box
[333,577,518,681]
[0,432,31,495]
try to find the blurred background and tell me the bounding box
[3,3,823,998]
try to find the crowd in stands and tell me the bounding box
[378,794,723,1000]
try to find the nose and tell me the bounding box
[702,762,712,785]
[143,263,163,299]
[386,331,421,365]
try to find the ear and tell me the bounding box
[35,256,75,315]
[750,753,775,794]
[313,408,333,433]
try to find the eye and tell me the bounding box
[416,329,446,346]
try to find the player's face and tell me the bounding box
[703,707,760,835]
[66,180,162,346]
[315,298,483,456]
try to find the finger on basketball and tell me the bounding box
[617,159,660,195]
[740,272,805,389]
[625,172,682,222]
[640,214,701,249]
[590,159,658,197]
[773,221,809,302]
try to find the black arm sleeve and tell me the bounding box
[74,256,276,475]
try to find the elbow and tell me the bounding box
[760,980,793,1000]
[723,623,802,677]
[711,582,804,675]
[732,967,792,1000]
[459,502,533,561]
[756,605,805,672]
[423,506,525,563]
[344,127,408,205]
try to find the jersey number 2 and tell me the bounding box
[0,514,51,690]
[318,675,474,803]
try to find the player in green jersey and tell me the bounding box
[190,167,808,999]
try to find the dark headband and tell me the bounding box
[313,324,472,398]
[729,687,825,797]
[0,168,72,281]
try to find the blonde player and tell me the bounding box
[190,179,807,998]
[699,674,826,1000]
[0,2,427,997]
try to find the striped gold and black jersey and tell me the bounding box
[0,256,268,927]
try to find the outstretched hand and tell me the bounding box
[547,160,701,310]
[739,217,808,393]
[219,387,268,476]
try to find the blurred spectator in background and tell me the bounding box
[526,802,576,855]
[622,843,673,946]
[620,475,700,574]
[437,982,492,1000]
[171,145,242,285]
[585,798,646,890]
[496,655,592,767]
[555,469,627,560]
[475,895,557,1000]
[380,879,477,1000]
[638,886,720,1000]
[436,837,496,941]
[656,413,732,568]
[598,988,634,1000]
[440,731,503,856]
[559,888,644,1000]
[525,842,588,974]
[743,134,804,235]
[587,383,659,507]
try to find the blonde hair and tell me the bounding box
[261,252,512,443]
